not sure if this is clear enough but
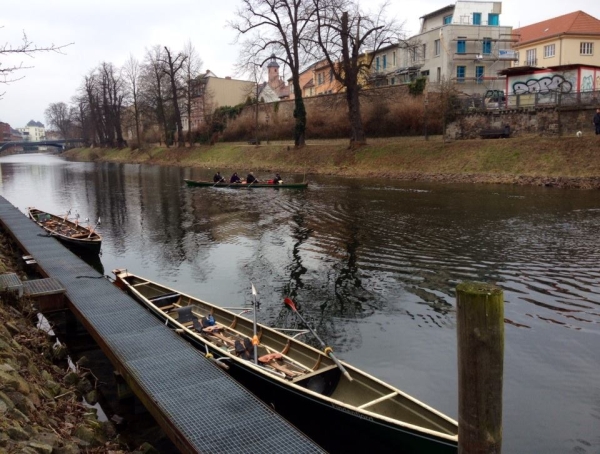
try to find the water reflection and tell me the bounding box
[1,153,600,453]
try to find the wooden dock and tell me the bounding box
[0,196,323,454]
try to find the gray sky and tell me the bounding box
[1,0,598,129]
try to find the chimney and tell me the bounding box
[225,76,231,79]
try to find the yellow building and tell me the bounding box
[513,11,600,68]
[312,59,343,96]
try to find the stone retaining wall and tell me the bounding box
[446,106,597,140]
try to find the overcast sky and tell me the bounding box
[1,0,598,129]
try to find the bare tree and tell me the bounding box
[160,46,187,147]
[124,54,143,148]
[44,102,72,140]
[0,28,72,97]
[181,40,203,146]
[231,0,316,147]
[100,62,127,148]
[142,46,172,146]
[314,0,399,146]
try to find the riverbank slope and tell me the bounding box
[63,135,600,189]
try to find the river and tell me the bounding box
[1,153,598,453]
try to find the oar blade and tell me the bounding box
[283,297,297,311]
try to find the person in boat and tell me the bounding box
[230,172,241,184]
[246,172,259,184]
[273,173,283,184]
[213,172,224,183]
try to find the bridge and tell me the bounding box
[0,139,89,153]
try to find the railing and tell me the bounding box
[455,89,600,111]
[523,58,537,66]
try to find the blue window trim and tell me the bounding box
[457,40,466,54]
[482,39,492,54]
[473,13,481,25]
[488,13,499,26]
[475,66,484,83]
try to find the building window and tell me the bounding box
[437,67,441,82]
[375,56,380,71]
[526,49,537,66]
[393,51,396,66]
[330,69,334,82]
[475,66,484,84]
[390,77,396,85]
[457,38,466,54]
[422,44,427,59]
[580,42,593,55]
[411,48,417,62]
[488,13,499,26]
[473,12,481,25]
[456,66,466,82]
[482,38,492,55]
[443,15,453,24]
[434,39,441,56]
[383,55,387,69]
[544,44,555,58]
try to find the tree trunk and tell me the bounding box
[346,84,365,147]
[292,79,306,147]
[164,47,185,148]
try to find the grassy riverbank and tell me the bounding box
[63,135,600,189]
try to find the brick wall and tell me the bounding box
[221,84,443,140]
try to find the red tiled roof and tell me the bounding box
[514,11,600,46]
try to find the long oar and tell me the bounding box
[49,208,71,236]
[283,297,352,381]
[246,178,258,189]
[87,217,101,238]
[251,283,259,364]
[212,177,225,187]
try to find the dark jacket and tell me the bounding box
[230,173,241,183]
[246,174,257,184]
[213,173,224,183]
[594,113,600,126]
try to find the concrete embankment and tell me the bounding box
[62,135,600,189]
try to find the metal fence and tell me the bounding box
[455,89,600,112]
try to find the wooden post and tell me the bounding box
[456,282,504,454]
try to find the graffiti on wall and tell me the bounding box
[581,75,594,92]
[512,75,572,95]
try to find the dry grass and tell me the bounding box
[63,134,600,187]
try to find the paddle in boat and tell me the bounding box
[112,269,458,453]
[28,207,102,254]
[184,179,309,189]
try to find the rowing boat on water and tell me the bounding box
[184,179,309,189]
[28,207,102,254]
[112,269,458,453]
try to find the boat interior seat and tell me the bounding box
[171,305,194,323]
[150,293,181,308]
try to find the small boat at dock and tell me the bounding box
[112,269,458,453]
[184,179,309,189]
[28,207,102,254]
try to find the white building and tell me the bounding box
[18,120,46,142]
[370,1,517,95]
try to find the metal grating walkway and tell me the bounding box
[0,196,323,454]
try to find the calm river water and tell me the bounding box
[1,153,599,453]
